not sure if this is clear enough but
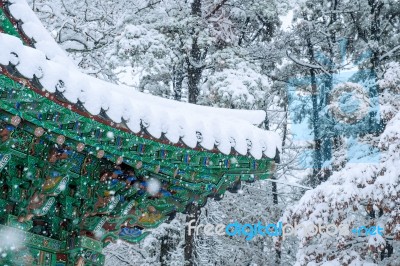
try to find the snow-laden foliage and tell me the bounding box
[195,186,280,265]
[30,0,286,104]
[199,49,272,109]
[379,62,400,124]
[280,62,400,265]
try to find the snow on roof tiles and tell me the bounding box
[0,0,282,159]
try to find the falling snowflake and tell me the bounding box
[147,178,161,196]
[106,131,114,139]
[0,228,25,251]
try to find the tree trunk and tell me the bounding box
[368,0,383,133]
[184,2,203,264]
[307,36,322,185]
[271,176,281,264]
[160,228,174,265]
[184,203,201,266]
[187,37,202,104]
[264,108,280,264]
[311,67,321,185]
[187,0,203,104]
[281,100,288,148]
[173,60,184,101]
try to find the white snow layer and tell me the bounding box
[0,32,281,159]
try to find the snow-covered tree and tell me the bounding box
[279,61,400,265]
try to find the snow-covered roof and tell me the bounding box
[0,0,281,159]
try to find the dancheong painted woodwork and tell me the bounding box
[0,1,280,265]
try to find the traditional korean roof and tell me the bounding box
[0,1,280,264]
[0,0,281,159]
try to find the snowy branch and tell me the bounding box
[286,50,329,74]
[380,45,400,61]
[205,0,229,19]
